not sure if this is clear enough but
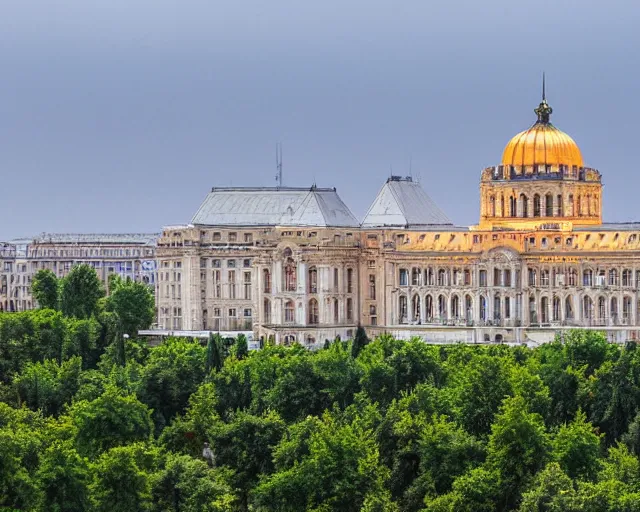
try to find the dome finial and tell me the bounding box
[534,72,552,123]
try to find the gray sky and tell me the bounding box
[2,0,639,238]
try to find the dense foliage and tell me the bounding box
[3,273,640,510]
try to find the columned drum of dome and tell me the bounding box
[478,94,602,230]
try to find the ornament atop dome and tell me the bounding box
[534,73,553,123]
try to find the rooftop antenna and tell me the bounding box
[542,71,546,101]
[409,156,413,178]
[275,143,283,188]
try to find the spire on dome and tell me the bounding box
[534,72,553,123]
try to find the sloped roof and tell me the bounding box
[361,177,452,228]
[191,187,359,227]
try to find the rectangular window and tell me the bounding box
[213,270,221,298]
[244,233,253,243]
[227,260,235,268]
[244,272,251,300]
[369,275,376,300]
[399,269,408,286]
[347,268,353,293]
[213,232,221,241]
[213,259,221,268]
[346,298,353,321]
[243,259,251,268]
[228,271,236,299]
[228,232,237,242]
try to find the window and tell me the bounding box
[346,298,353,321]
[228,271,236,299]
[308,299,319,324]
[479,270,487,287]
[411,268,421,286]
[609,269,619,286]
[213,232,221,241]
[263,299,271,324]
[504,269,511,287]
[200,258,208,268]
[227,260,236,268]
[213,270,221,298]
[369,275,376,300]
[399,269,408,286]
[263,268,271,293]
[368,260,375,269]
[334,299,339,323]
[528,269,537,286]
[228,308,237,318]
[284,259,297,292]
[285,300,295,323]
[243,259,251,268]
[623,269,633,287]
[228,232,237,242]
[244,308,252,317]
[213,259,221,268]
[244,233,253,243]
[347,268,353,293]
[243,272,251,300]
[583,269,593,287]
[333,268,339,292]
[541,270,549,286]
[305,267,318,294]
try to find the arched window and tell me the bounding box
[284,300,295,323]
[565,296,574,320]
[533,194,541,217]
[465,295,473,321]
[308,267,318,293]
[597,296,606,321]
[437,269,447,286]
[545,193,553,217]
[263,268,271,293]
[399,295,408,323]
[284,258,297,292]
[510,196,517,217]
[553,296,560,322]
[438,295,447,320]
[426,295,434,321]
[480,296,487,321]
[308,299,319,325]
[412,295,421,322]
[520,193,529,218]
[557,194,563,216]
[611,297,618,322]
[541,296,549,323]
[568,194,574,216]
[263,298,271,324]
[451,295,460,319]
[623,296,632,321]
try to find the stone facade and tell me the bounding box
[0,234,158,312]
[155,96,640,346]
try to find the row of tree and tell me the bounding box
[2,265,640,509]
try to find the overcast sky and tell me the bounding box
[1,0,639,238]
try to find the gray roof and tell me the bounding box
[191,187,359,227]
[30,233,159,245]
[361,176,453,228]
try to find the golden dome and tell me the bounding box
[501,99,583,168]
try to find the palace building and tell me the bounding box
[155,92,640,345]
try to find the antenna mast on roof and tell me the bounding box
[275,143,283,189]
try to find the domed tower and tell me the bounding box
[478,82,602,230]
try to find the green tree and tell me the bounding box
[206,333,223,374]
[60,264,105,319]
[136,338,207,429]
[31,269,59,310]
[210,410,285,509]
[106,276,155,337]
[90,443,156,512]
[552,410,602,480]
[233,334,249,360]
[70,386,153,458]
[35,440,91,512]
[150,453,236,512]
[14,356,82,416]
[518,463,578,512]
[351,325,368,359]
[486,395,551,510]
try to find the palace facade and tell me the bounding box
[154,94,640,345]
